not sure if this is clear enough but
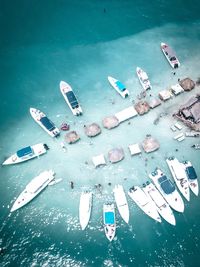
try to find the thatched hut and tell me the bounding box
[134,101,150,115]
[179,78,195,91]
[108,148,124,163]
[84,123,101,137]
[142,135,160,153]
[65,131,80,144]
[102,116,119,129]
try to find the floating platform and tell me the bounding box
[115,106,138,123]
[92,154,106,168]
[128,144,141,156]
[174,132,185,141]
[171,84,184,95]
[174,122,183,130]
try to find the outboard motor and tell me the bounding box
[146,181,150,186]
[174,63,178,69]
[44,144,49,150]
[142,183,146,188]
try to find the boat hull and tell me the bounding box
[79,192,92,230]
[161,42,180,69]
[108,76,129,98]
[113,185,129,223]
[136,67,151,90]
[103,204,116,241]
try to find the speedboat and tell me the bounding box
[128,185,161,222]
[107,76,129,98]
[30,108,60,137]
[10,170,55,212]
[2,143,49,165]
[161,42,180,69]
[60,81,82,116]
[149,168,184,213]
[136,67,151,90]
[166,157,190,201]
[142,181,176,225]
[79,191,93,230]
[182,161,199,196]
[113,184,129,224]
[103,203,116,242]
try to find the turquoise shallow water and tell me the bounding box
[0,1,200,266]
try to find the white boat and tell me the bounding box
[60,81,82,116]
[103,203,116,241]
[142,181,176,225]
[107,76,129,98]
[161,42,180,69]
[2,143,49,165]
[149,168,184,213]
[30,108,60,137]
[166,157,190,201]
[113,185,129,224]
[182,161,199,196]
[10,170,55,212]
[128,186,161,222]
[79,191,93,230]
[136,67,151,90]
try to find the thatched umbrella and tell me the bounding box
[108,148,124,163]
[179,78,195,91]
[84,123,101,137]
[134,101,150,115]
[102,116,119,129]
[142,135,160,153]
[65,131,80,144]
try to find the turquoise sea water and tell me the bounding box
[0,1,200,266]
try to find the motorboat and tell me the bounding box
[30,108,60,137]
[60,81,82,116]
[107,76,129,98]
[10,170,55,212]
[149,168,184,212]
[113,184,129,223]
[103,203,116,241]
[166,157,190,201]
[161,42,180,69]
[2,143,49,165]
[142,181,176,225]
[128,185,161,222]
[136,67,151,90]
[182,161,199,196]
[79,191,93,230]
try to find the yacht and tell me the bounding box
[79,191,93,230]
[60,81,82,116]
[10,170,55,212]
[103,203,116,242]
[142,181,176,225]
[149,168,184,212]
[113,185,129,224]
[107,76,129,98]
[30,108,60,137]
[166,157,190,201]
[136,67,151,90]
[161,42,180,69]
[128,185,161,222]
[2,143,49,165]
[182,161,199,196]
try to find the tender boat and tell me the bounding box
[10,170,55,212]
[107,76,129,98]
[103,203,116,242]
[30,108,60,137]
[113,185,129,224]
[149,168,184,213]
[182,161,199,196]
[142,181,176,225]
[128,186,161,222]
[2,143,49,165]
[60,81,82,116]
[166,157,190,201]
[136,67,151,90]
[161,42,180,69]
[79,191,93,230]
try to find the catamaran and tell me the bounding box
[30,108,60,137]
[182,161,199,196]
[149,168,184,212]
[103,203,116,242]
[128,186,161,222]
[107,76,129,98]
[136,67,151,90]
[166,157,190,201]
[2,143,49,165]
[142,181,176,225]
[161,42,180,69]
[60,81,82,116]
[10,170,55,212]
[79,191,93,230]
[113,185,129,224]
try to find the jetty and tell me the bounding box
[115,106,138,123]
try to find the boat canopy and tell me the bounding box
[40,117,55,131]
[115,81,126,91]
[158,175,175,194]
[17,146,33,158]
[104,211,115,225]
[186,166,197,180]
[66,91,79,108]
